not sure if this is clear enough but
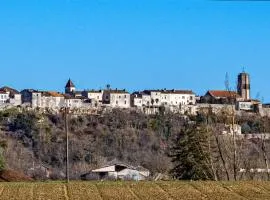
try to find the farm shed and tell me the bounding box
[91,163,150,181]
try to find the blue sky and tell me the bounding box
[0,0,270,101]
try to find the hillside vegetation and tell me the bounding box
[1,181,270,200]
[0,108,270,180]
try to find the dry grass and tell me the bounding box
[157,181,205,200]
[97,182,137,200]
[0,181,270,200]
[66,182,102,200]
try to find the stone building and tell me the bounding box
[65,79,76,94]
[21,89,38,105]
[201,90,242,104]
[0,86,21,106]
[103,89,130,108]
[131,91,151,107]
[32,91,65,109]
[64,94,91,109]
[82,90,103,107]
[132,89,196,108]
[0,91,9,104]
[237,71,250,100]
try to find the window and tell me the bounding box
[116,100,118,104]
[182,96,185,99]
[124,100,127,104]
[190,96,193,100]
[119,96,121,98]
[124,95,127,98]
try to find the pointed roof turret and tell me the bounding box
[65,79,75,88]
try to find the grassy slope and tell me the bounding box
[0,181,270,200]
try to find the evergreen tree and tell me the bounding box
[0,140,6,171]
[170,123,214,180]
[0,147,4,171]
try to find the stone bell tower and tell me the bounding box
[65,79,76,94]
[237,70,250,100]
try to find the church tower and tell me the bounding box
[65,79,76,94]
[237,70,250,100]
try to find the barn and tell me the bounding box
[90,163,150,181]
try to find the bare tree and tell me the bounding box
[260,117,270,180]
[205,114,218,181]
[225,72,238,181]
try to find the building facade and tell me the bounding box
[202,90,242,104]
[82,90,103,107]
[32,91,65,109]
[132,89,196,108]
[103,89,130,108]
[0,86,22,106]
[0,91,9,104]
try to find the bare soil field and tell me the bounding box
[0,181,270,200]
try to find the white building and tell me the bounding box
[103,89,130,108]
[132,89,196,108]
[32,91,65,109]
[64,94,91,109]
[64,96,83,109]
[0,86,22,106]
[0,91,9,104]
[236,100,261,112]
[82,90,103,107]
[132,92,151,107]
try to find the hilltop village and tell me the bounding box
[1,71,270,181]
[0,71,269,117]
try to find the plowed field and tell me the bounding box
[0,181,270,200]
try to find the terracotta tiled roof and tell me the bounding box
[208,90,240,98]
[42,91,64,97]
[65,79,75,88]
